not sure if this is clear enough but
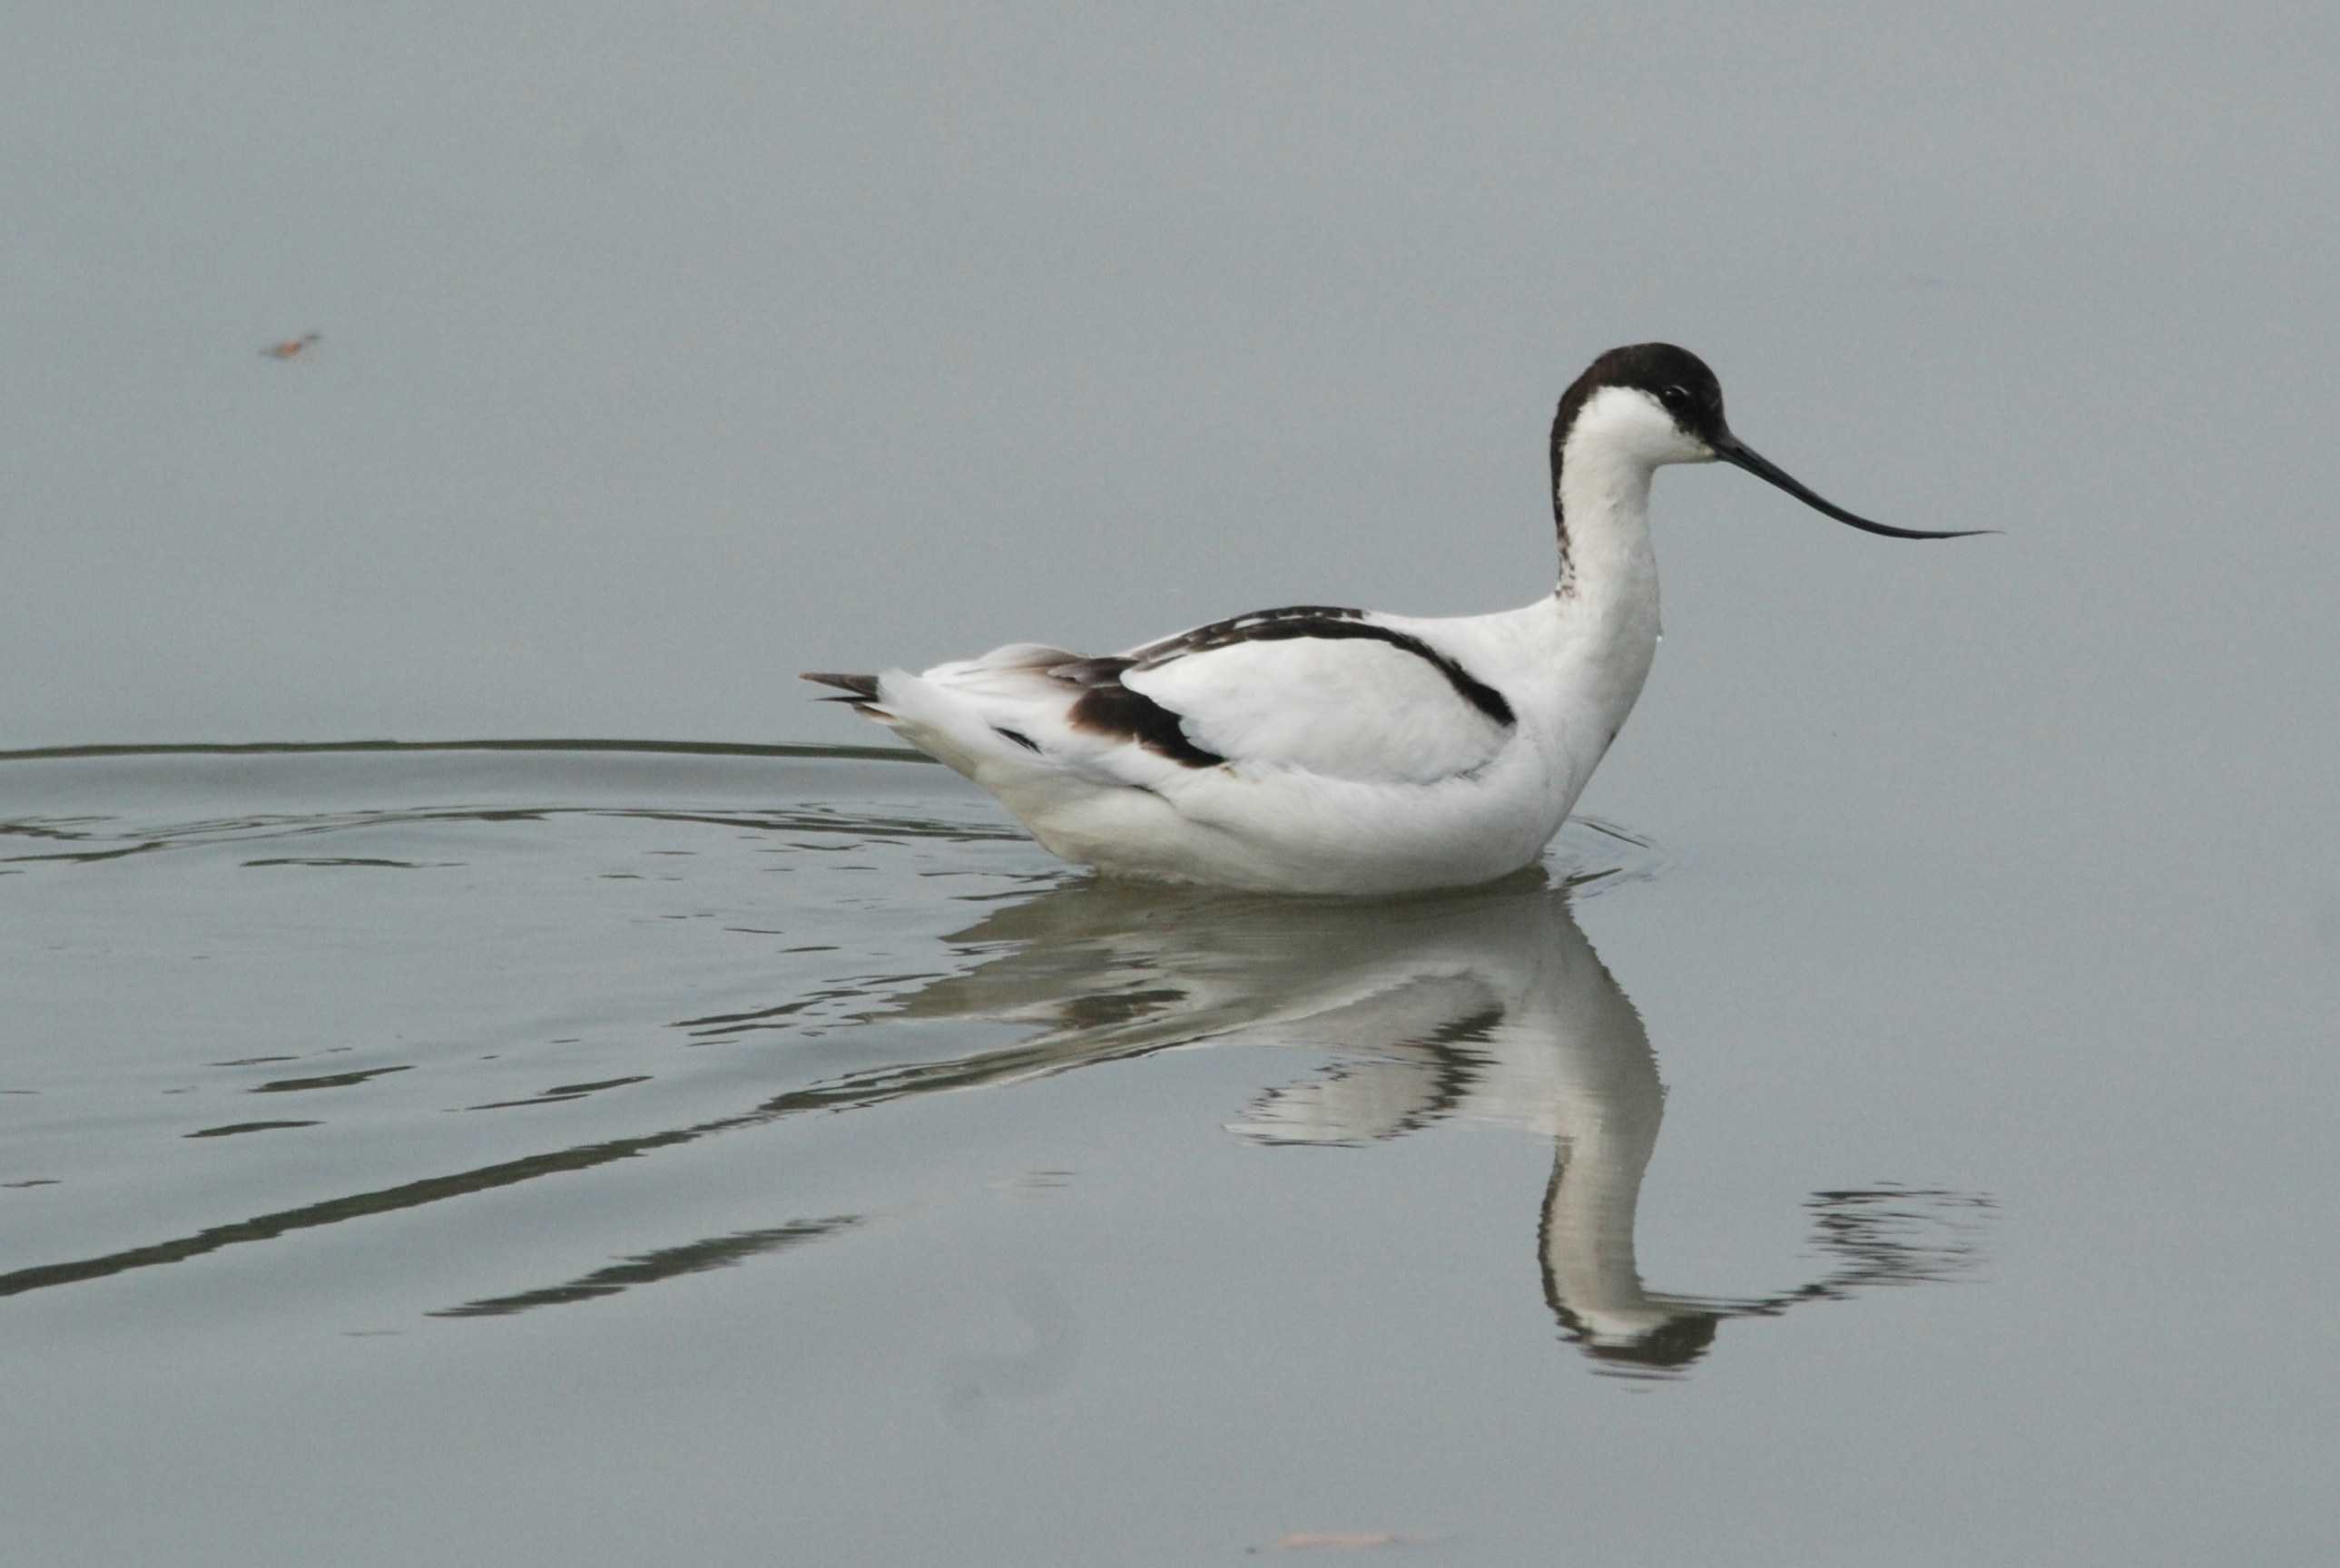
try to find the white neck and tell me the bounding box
[1553,387,1665,610]
[1488,387,1667,788]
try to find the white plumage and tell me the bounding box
[805,344,1979,895]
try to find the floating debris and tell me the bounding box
[261,331,321,360]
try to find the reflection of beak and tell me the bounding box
[1710,431,1991,540]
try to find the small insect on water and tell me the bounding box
[261,332,322,360]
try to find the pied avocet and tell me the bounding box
[806,344,1981,895]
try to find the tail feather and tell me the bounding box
[801,671,880,700]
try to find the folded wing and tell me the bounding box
[1109,610,1514,786]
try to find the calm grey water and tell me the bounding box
[4,743,2332,1563]
[8,4,2340,1563]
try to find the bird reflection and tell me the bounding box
[885,867,1987,1377]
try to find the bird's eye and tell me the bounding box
[1658,385,1693,412]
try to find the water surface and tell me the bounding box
[11,742,2327,1563]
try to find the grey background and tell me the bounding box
[10,5,2332,767]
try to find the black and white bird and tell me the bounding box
[805,344,1981,895]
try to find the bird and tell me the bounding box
[804,343,1984,896]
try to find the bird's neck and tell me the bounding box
[1552,436,1660,613]
[1539,1108,1664,1322]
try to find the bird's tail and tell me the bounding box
[801,671,879,700]
[800,671,888,719]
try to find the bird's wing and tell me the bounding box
[870,611,1514,789]
[1097,607,1516,785]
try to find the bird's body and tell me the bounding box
[807,344,1979,895]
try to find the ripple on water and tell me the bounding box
[0,740,1985,1384]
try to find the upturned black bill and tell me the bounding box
[1712,433,1990,540]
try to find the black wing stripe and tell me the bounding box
[1043,607,1510,769]
[1066,683,1227,768]
[1124,603,1366,662]
[1127,616,1515,728]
